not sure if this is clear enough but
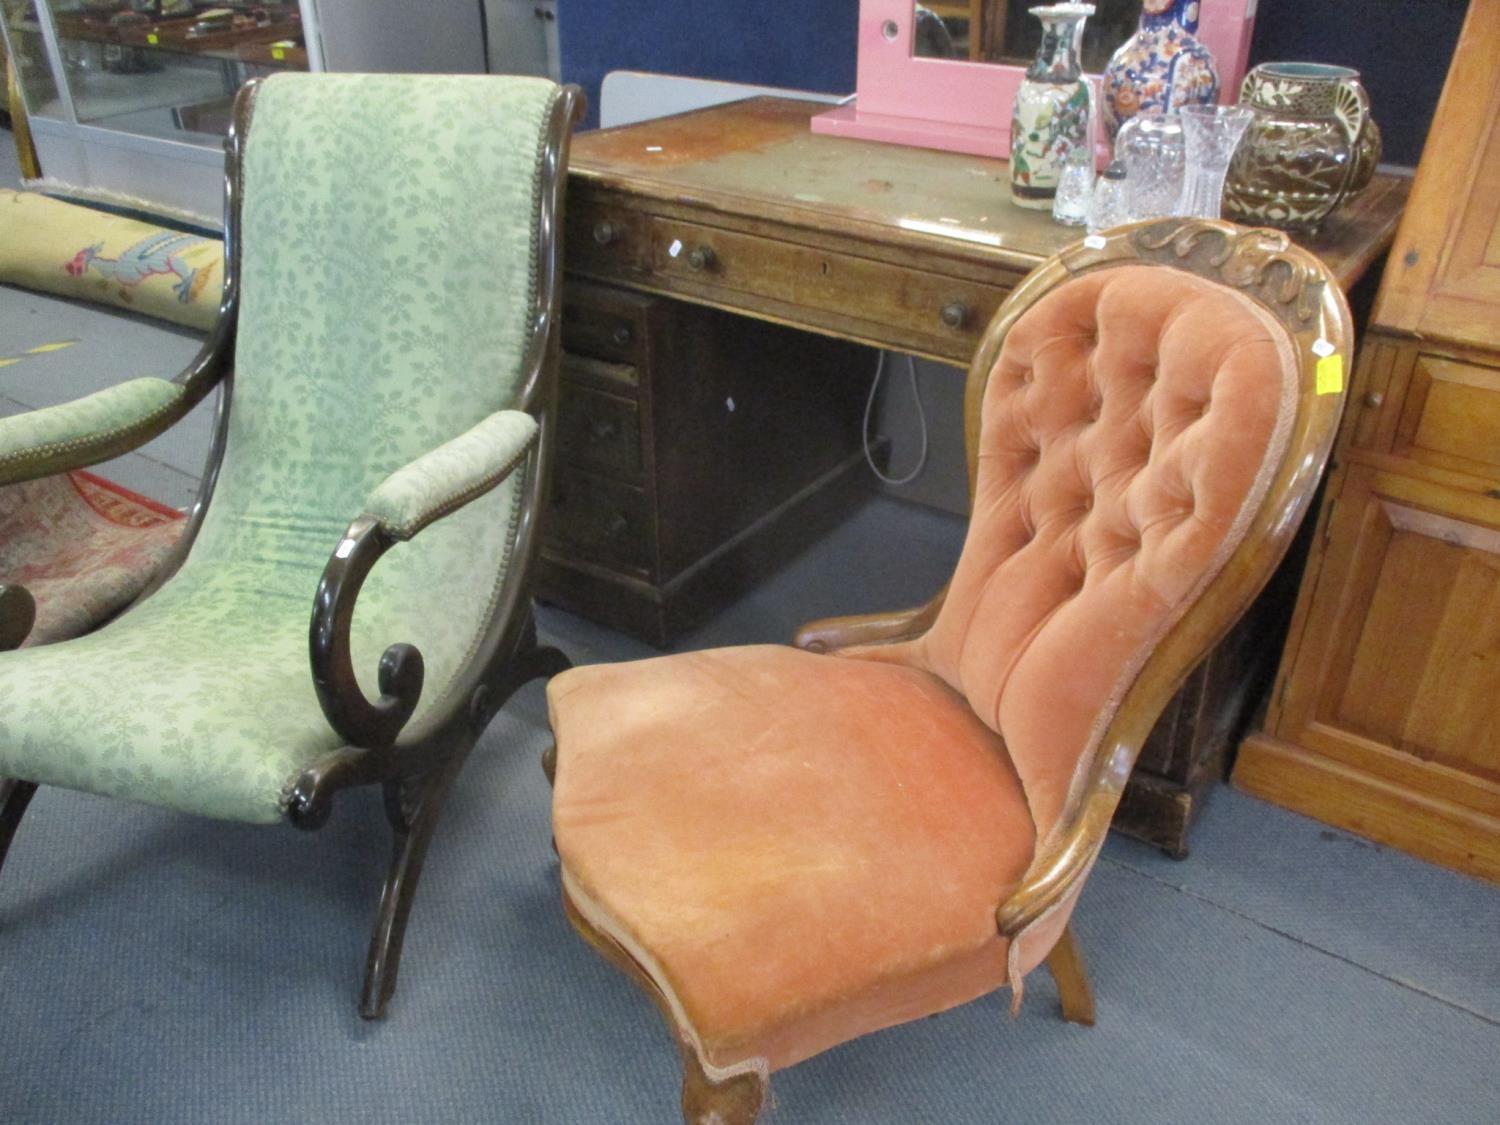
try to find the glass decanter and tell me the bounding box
[1114,112,1186,221]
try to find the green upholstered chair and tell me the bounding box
[0,72,583,1018]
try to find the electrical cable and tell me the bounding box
[862,349,929,486]
[477,0,491,73]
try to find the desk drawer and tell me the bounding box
[561,351,640,396]
[557,382,643,481]
[1394,354,1500,481]
[548,466,655,575]
[566,198,652,281]
[646,216,1007,354]
[561,303,642,366]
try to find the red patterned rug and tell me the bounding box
[0,470,185,646]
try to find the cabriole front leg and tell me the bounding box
[680,1041,767,1125]
[0,585,37,651]
[0,777,39,878]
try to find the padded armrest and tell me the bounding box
[0,376,186,486]
[363,409,539,541]
[794,590,946,653]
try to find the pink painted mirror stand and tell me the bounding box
[812,0,1256,160]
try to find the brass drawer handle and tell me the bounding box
[940,301,970,330]
[593,221,620,245]
[687,245,717,272]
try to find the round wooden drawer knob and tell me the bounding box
[611,325,632,346]
[1364,391,1384,408]
[687,246,717,272]
[593,221,620,245]
[940,301,970,330]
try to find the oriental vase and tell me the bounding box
[1102,0,1219,141]
[1010,3,1095,211]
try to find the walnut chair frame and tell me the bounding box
[553,218,1352,1122]
[0,78,585,1019]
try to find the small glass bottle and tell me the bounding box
[1052,147,1094,226]
[1087,160,1129,233]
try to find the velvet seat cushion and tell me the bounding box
[550,645,1036,1075]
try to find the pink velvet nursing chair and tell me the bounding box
[544,218,1353,1122]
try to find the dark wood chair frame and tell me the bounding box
[0,77,587,1020]
[549,218,1353,1123]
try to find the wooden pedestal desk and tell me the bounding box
[542,97,1409,855]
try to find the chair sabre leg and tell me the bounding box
[0,778,39,877]
[1045,922,1096,1027]
[359,764,460,1020]
[680,1040,767,1125]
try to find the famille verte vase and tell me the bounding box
[1010,3,1095,211]
[1223,62,1382,232]
[1102,0,1219,141]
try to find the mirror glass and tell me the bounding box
[913,1,1143,72]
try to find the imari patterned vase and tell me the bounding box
[1223,62,1382,232]
[1102,0,1219,141]
[1010,3,1095,211]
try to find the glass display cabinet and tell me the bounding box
[2,0,519,219]
[2,1,312,215]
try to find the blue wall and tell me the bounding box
[558,1,859,129]
[560,0,1467,164]
[1248,0,1468,167]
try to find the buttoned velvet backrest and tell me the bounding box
[904,265,1298,840]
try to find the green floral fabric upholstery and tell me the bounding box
[365,409,538,541]
[0,74,561,823]
[0,377,184,484]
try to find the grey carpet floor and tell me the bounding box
[2,278,1498,1123]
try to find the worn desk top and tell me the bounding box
[570,97,1409,291]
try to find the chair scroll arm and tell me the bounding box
[307,516,425,763]
[0,584,37,651]
[995,742,1132,937]
[794,586,947,653]
[294,417,540,827]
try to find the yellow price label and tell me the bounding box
[147,32,158,44]
[272,46,285,60]
[1316,353,1344,396]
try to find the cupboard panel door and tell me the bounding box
[1279,466,1500,814]
[1392,354,1500,481]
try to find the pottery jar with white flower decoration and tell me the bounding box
[1223,61,1382,232]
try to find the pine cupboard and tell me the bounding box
[1233,0,1500,883]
